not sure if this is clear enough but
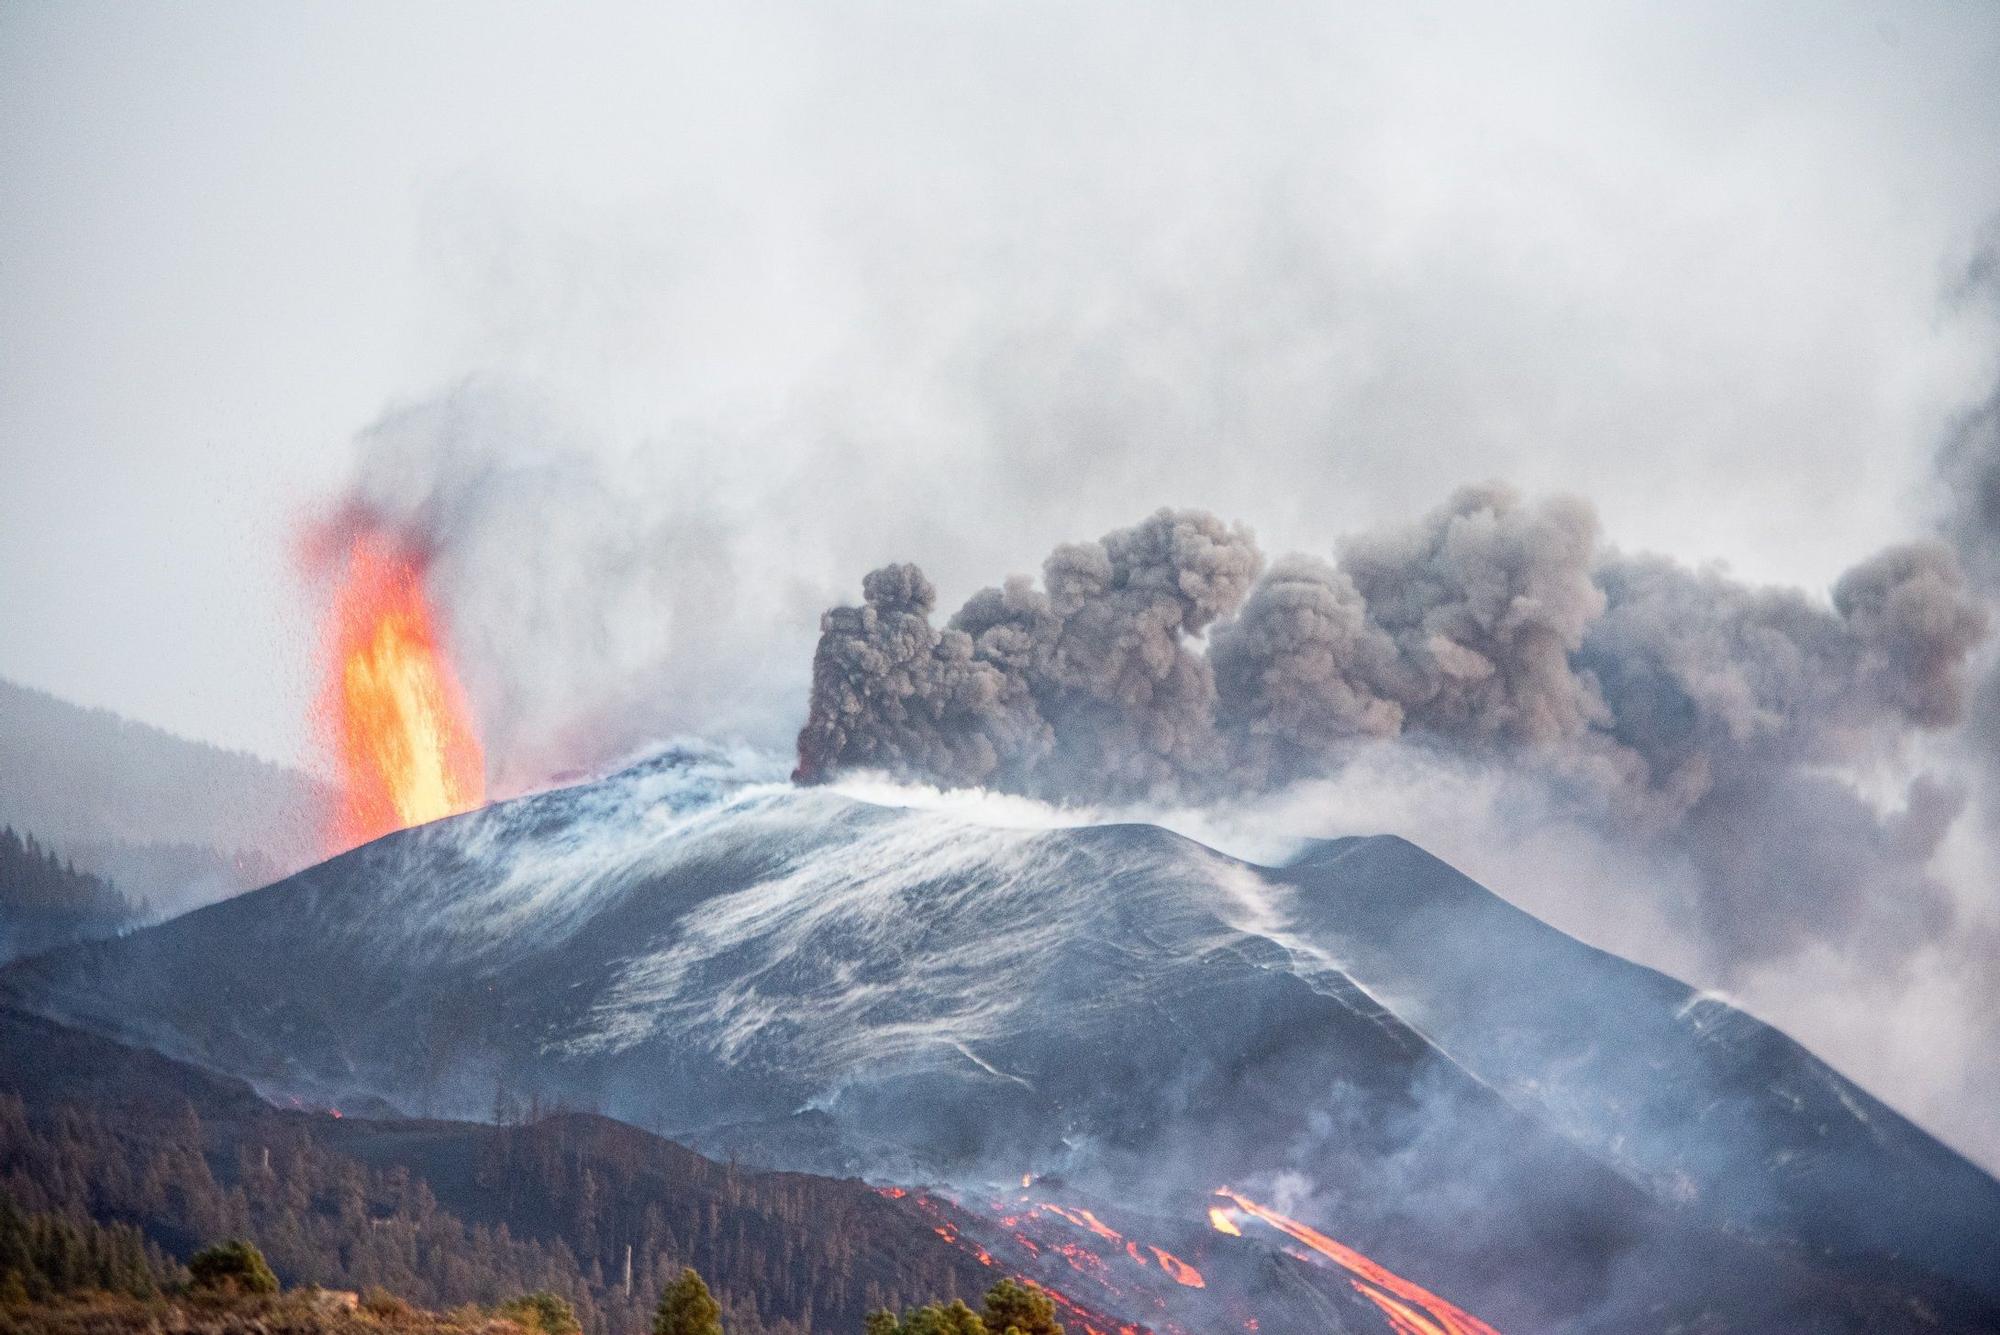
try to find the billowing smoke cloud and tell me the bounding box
[1218,488,1609,783]
[798,485,1988,969]
[797,509,1264,798]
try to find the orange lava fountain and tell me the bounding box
[1213,1190,1501,1335]
[314,530,485,850]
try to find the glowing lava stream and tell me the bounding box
[315,531,485,850]
[1213,1190,1502,1335]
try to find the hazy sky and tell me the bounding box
[3,1,1999,769]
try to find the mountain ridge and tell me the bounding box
[6,748,1997,1331]
[0,677,327,913]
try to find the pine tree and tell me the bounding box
[654,1266,723,1335]
[888,1299,987,1335]
[981,1280,1062,1335]
[869,1282,1065,1335]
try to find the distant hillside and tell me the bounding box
[0,679,327,913]
[0,825,145,963]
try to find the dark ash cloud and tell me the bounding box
[797,485,1988,969]
[796,508,1263,799]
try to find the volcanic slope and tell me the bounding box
[6,745,1998,1333]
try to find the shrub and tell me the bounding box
[867,1281,1065,1335]
[361,1284,414,1318]
[186,1240,278,1296]
[496,1290,581,1334]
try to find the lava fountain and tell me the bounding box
[310,526,485,851]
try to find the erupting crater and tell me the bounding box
[308,524,485,851]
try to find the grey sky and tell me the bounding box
[3,0,1999,769]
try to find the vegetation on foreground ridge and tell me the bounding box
[0,1002,997,1335]
[1,1228,1060,1335]
[0,1230,586,1334]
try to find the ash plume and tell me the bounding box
[797,485,1989,968]
[1904,233,2000,1169]
[796,508,1262,799]
[1936,237,2000,803]
[1216,487,1610,785]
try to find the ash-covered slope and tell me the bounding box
[1276,837,2000,1306]
[6,745,1998,1333]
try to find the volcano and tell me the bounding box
[6,745,1997,1333]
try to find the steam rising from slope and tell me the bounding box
[798,487,1986,970]
[313,385,827,794]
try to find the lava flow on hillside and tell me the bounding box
[1215,1190,1501,1335]
[878,1179,1504,1335]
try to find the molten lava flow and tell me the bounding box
[875,1187,1145,1335]
[1046,1205,1125,1244]
[314,531,485,849]
[1147,1247,1204,1289]
[1214,1190,1501,1335]
[1354,1287,1451,1335]
[1207,1208,1242,1237]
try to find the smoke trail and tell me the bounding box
[1936,236,2000,818]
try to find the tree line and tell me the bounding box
[0,826,145,962]
[0,1094,1002,1334]
[2,1214,1061,1335]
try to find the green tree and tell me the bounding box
[869,1282,1064,1335]
[654,1266,722,1335]
[901,1299,987,1335]
[498,1289,583,1334]
[187,1239,279,1294]
[981,1280,1061,1335]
